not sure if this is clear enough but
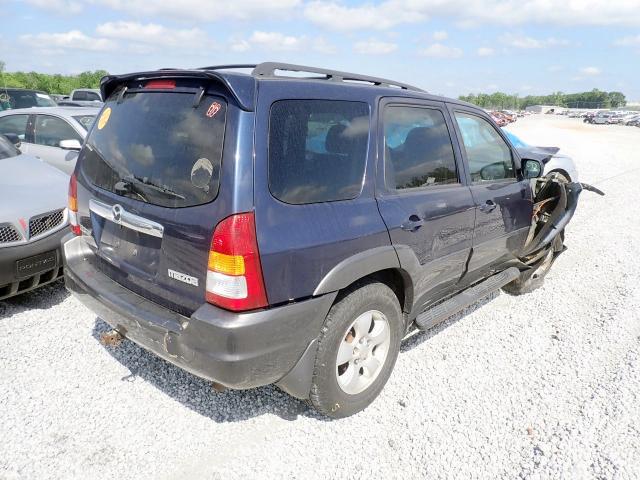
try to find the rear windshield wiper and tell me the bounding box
[117,176,186,200]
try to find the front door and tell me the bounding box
[375,100,476,314]
[0,113,30,153]
[449,107,533,284]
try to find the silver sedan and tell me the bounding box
[0,106,99,175]
[504,129,579,182]
[0,134,69,300]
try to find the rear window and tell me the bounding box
[82,90,226,208]
[268,100,370,204]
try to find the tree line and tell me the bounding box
[0,61,107,95]
[458,89,627,110]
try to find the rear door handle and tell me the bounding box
[479,200,497,213]
[401,215,424,232]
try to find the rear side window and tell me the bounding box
[82,90,226,208]
[268,100,370,204]
[384,106,458,190]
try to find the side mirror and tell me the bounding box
[3,133,21,148]
[59,139,82,151]
[522,158,543,179]
[479,162,507,181]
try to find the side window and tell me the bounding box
[86,92,101,101]
[0,114,29,140]
[34,115,81,147]
[384,106,458,190]
[73,91,87,101]
[454,112,515,182]
[268,100,370,204]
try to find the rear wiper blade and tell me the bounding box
[114,179,148,202]
[121,176,186,200]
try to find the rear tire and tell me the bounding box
[309,281,403,418]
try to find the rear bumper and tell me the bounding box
[62,234,336,392]
[0,229,66,300]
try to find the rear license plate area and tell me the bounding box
[97,219,161,276]
[15,250,57,278]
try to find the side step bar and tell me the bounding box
[415,267,521,331]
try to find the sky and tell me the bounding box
[1,0,639,101]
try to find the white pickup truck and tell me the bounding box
[58,89,103,107]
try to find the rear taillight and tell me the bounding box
[68,173,81,236]
[206,212,268,312]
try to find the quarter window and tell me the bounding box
[34,115,81,147]
[454,112,515,182]
[268,100,370,204]
[384,106,458,190]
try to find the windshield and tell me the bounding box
[72,115,96,131]
[81,89,227,208]
[0,90,56,110]
[0,135,20,159]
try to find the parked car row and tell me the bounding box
[2,62,602,418]
[583,110,640,126]
[487,110,518,127]
[1,87,102,111]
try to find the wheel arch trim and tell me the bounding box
[313,246,402,296]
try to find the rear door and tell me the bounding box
[375,99,476,312]
[449,106,533,283]
[252,87,391,306]
[76,81,249,316]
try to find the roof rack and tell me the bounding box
[198,62,424,92]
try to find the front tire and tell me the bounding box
[503,233,563,295]
[309,281,403,418]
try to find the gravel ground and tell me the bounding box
[1,115,639,479]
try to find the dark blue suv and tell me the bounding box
[62,63,588,417]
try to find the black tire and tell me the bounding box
[548,171,570,183]
[502,249,554,295]
[309,281,403,418]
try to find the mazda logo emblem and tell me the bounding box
[112,204,123,223]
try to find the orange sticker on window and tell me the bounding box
[206,102,221,118]
[97,107,111,130]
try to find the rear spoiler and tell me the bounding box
[100,70,256,111]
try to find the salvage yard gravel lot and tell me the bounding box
[1,115,639,479]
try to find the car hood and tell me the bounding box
[516,146,560,164]
[0,154,68,222]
